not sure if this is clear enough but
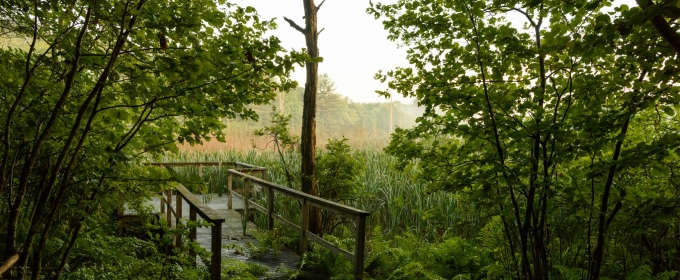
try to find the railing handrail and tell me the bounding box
[147,161,269,168]
[147,162,228,167]
[174,185,225,223]
[227,167,369,278]
[148,161,369,279]
[228,169,370,218]
[156,185,224,280]
[233,161,258,168]
[0,254,19,275]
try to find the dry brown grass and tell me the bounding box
[178,126,391,153]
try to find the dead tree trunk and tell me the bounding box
[284,0,325,236]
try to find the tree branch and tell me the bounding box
[316,0,326,11]
[640,0,680,55]
[283,16,305,34]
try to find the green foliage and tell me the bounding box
[625,266,678,280]
[252,228,295,258]
[65,235,189,279]
[298,236,354,280]
[386,262,444,280]
[164,149,468,241]
[255,110,302,154]
[370,0,680,278]
[475,217,511,277]
[225,228,294,260]
[317,137,363,202]
[221,258,270,280]
[362,226,493,280]
[555,266,588,280]
[65,213,211,279]
[557,264,678,280]
[0,0,304,277]
[254,109,301,189]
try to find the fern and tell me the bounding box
[626,265,678,280]
[221,258,258,280]
[387,262,445,280]
[555,265,587,280]
[627,265,653,280]
[364,247,409,276]
[298,241,353,280]
[652,270,678,280]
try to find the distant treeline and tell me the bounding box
[226,74,423,143]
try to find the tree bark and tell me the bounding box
[588,70,647,280]
[639,0,680,55]
[284,0,324,236]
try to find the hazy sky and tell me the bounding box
[241,0,408,103]
[242,1,635,104]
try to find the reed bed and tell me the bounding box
[162,148,485,242]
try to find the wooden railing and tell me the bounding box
[147,161,370,279]
[158,184,224,280]
[0,254,19,276]
[228,169,370,278]
[147,162,231,280]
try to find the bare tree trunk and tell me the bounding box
[284,0,325,236]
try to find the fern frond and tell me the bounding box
[653,270,678,280]
[555,265,587,280]
[627,265,652,280]
[387,262,445,280]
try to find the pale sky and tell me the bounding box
[241,1,635,104]
[241,0,409,103]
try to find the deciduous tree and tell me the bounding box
[371,0,680,278]
[0,1,302,278]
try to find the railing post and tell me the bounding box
[227,173,233,209]
[262,169,267,180]
[217,162,223,196]
[166,189,172,226]
[243,177,250,236]
[354,215,367,279]
[118,201,125,235]
[210,221,222,280]
[198,165,203,178]
[267,186,274,231]
[300,199,309,254]
[176,193,183,245]
[160,193,166,213]
[160,165,165,213]
[189,205,197,266]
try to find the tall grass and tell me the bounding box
[176,124,393,153]
[162,148,486,242]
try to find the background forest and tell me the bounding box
[206,73,423,151]
[2,0,680,280]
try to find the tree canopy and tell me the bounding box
[370,0,680,278]
[0,0,303,278]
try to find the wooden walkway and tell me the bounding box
[128,194,300,276]
[141,162,369,279]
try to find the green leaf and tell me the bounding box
[663,106,675,116]
[309,56,324,63]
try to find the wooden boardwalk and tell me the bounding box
[132,194,300,276]
[139,162,369,279]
